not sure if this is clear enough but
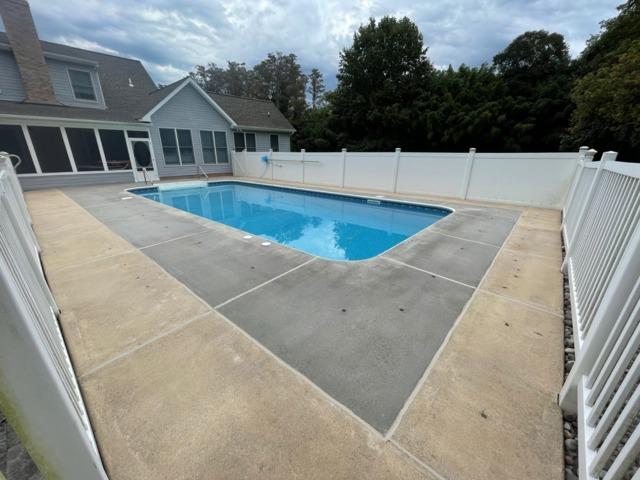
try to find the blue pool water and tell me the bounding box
[133,182,450,260]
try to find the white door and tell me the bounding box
[129,138,159,182]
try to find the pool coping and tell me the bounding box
[125,179,457,263]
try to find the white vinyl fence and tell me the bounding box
[560,150,640,480]
[231,148,580,208]
[0,153,108,479]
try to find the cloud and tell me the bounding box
[26,0,620,88]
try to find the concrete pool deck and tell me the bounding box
[25,178,564,480]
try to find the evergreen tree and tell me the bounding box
[307,68,326,109]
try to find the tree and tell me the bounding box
[565,0,640,159]
[492,30,574,151]
[251,52,307,125]
[331,16,433,150]
[307,68,326,109]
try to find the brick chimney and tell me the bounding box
[0,0,57,104]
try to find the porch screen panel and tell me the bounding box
[99,129,131,170]
[27,126,72,173]
[66,128,103,171]
[0,125,36,174]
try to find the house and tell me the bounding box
[0,0,294,190]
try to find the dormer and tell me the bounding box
[0,0,106,109]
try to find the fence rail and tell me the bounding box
[0,153,107,479]
[231,148,579,208]
[560,150,640,480]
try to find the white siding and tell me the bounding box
[46,58,106,109]
[150,84,235,177]
[0,49,26,101]
[252,132,291,152]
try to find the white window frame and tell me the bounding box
[66,67,98,103]
[214,131,229,164]
[160,128,194,166]
[234,132,257,152]
[199,130,216,164]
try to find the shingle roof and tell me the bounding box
[209,93,295,132]
[0,33,294,133]
[0,31,162,122]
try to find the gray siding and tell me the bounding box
[0,51,107,108]
[0,49,26,101]
[246,132,291,152]
[46,58,106,109]
[150,84,234,177]
[19,171,134,190]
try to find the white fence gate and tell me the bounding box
[560,150,640,480]
[0,153,108,479]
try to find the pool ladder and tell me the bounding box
[198,165,209,180]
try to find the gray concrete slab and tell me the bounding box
[63,184,137,207]
[430,212,516,247]
[443,203,522,222]
[386,230,499,286]
[82,203,209,248]
[144,229,312,306]
[219,257,473,433]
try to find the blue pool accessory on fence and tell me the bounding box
[261,155,270,164]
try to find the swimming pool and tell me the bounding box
[131,182,451,260]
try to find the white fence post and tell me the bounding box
[561,149,606,271]
[301,148,306,184]
[562,146,590,224]
[341,148,347,188]
[461,147,476,199]
[392,148,401,192]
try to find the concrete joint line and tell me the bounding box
[213,257,318,309]
[138,228,211,250]
[501,246,562,262]
[381,256,476,290]
[384,212,521,442]
[477,288,563,318]
[427,228,503,249]
[389,439,450,480]
[48,248,136,273]
[79,310,213,380]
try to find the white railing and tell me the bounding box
[0,153,108,479]
[560,150,640,480]
[232,148,580,209]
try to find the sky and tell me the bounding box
[14,0,622,88]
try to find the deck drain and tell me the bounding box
[243,235,253,239]
[261,241,271,246]
[121,196,132,200]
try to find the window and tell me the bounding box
[159,128,179,165]
[270,134,279,152]
[177,129,194,164]
[233,132,245,152]
[214,131,229,163]
[68,69,97,101]
[0,125,36,174]
[233,132,256,152]
[200,131,215,164]
[160,128,194,165]
[99,129,131,170]
[66,128,103,171]
[245,133,256,152]
[28,126,72,173]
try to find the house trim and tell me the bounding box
[140,77,238,127]
[235,125,295,134]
